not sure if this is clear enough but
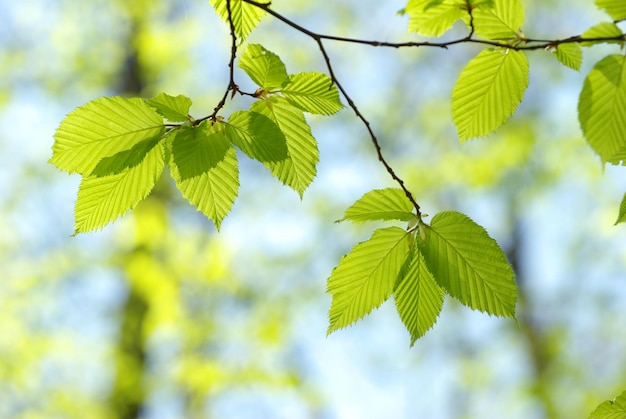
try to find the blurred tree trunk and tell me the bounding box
[108,17,149,419]
[507,215,558,418]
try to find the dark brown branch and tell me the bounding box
[242,0,625,51]
[241,0,422,214]
[207,0,626,215]
[195,0,240,126]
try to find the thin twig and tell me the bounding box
[210,0,625,215]
[196,0,240,125]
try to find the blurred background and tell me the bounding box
[1,0,626,417]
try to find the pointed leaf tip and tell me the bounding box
[452,49,529,141]
[327,227,411,334]
[51,96,165,176]
[419,211,517,318]
[169,125,239,229]
[339,188,415,223]
[394,247,445,344]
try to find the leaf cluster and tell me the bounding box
[50,45,343,234]
[49,0,626,346]
[328,189,516,344]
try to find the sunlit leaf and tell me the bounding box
[578,54,626,164]
[590,390,626,419]
[251,97,318,197]
[551,43,582,71]
[394,247,444,345]
[91,136,161,177]
[209,0,266,40]
[338,188,415,223]
[418,211,517,317]
[452,48,529,141]
[145,93,192,122]
[239,44,289,90]
[405,0,468,37]
[225,110,288,163]
[327,227,411,334]
[169,125,239,230]
[472,0,524,41]
[615,193,626,225]
[74,142,164,234]
[51,96,165,175]
[281,72,343,115]
[580,22,624,47]
[595,0,626,21]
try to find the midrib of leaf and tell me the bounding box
[453,49,528,140]
[429,225,515,313]
[251,98,318,196]
[281,73,343,115]
[52,97,165,175]
[328,228,410,332]
[74,143,164,233]
[579,55,626,162]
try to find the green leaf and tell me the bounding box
[590,390,626,419]
[551,43,583,71]
[145,93,192,122]
[250,97,318,197]
[281,72,343,115]
[239,44,289,90]
[91,136,161,177]
[74,141,165,234]
[394,247,445,344]
[452,49,529,141]
[224,110,288,163]
[596,0,626,21]
[51,96,165,176]
[338,188,415,223]
[418,211,517,317]
[616,193,626,225]
[581,23,624,47]
[169,125,239,230]
[171,126,230,181]
[327,227,411,334]
[405,0,468,37]
[578,54,626,164]
[472,0,525,41]
[209,0,265,40]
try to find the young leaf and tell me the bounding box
[239,44,289,90]
[281,72,343,115]
[251,97,318,197]
[145,93,192,122]
[394,247,445,345]
[169,125,239,230]
[472,0,524,42]
[338,188,415,223]
[327,227,411,334]
[74,141,165,234]
[595,0,626,21]
[578,54,626,164]
[91,136,161,177]
[224,110,288,163]
[590,390,626,419]
[51,96,165,176]
[209,0,265,40]
[405,0,468,38]
[418,211,517,318]
[452,49,529,141]
[580,23,624,47]
[551,43,582,72]
[616,193,626,225]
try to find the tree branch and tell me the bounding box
[211,0,625,216]
[196,0,240,126]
